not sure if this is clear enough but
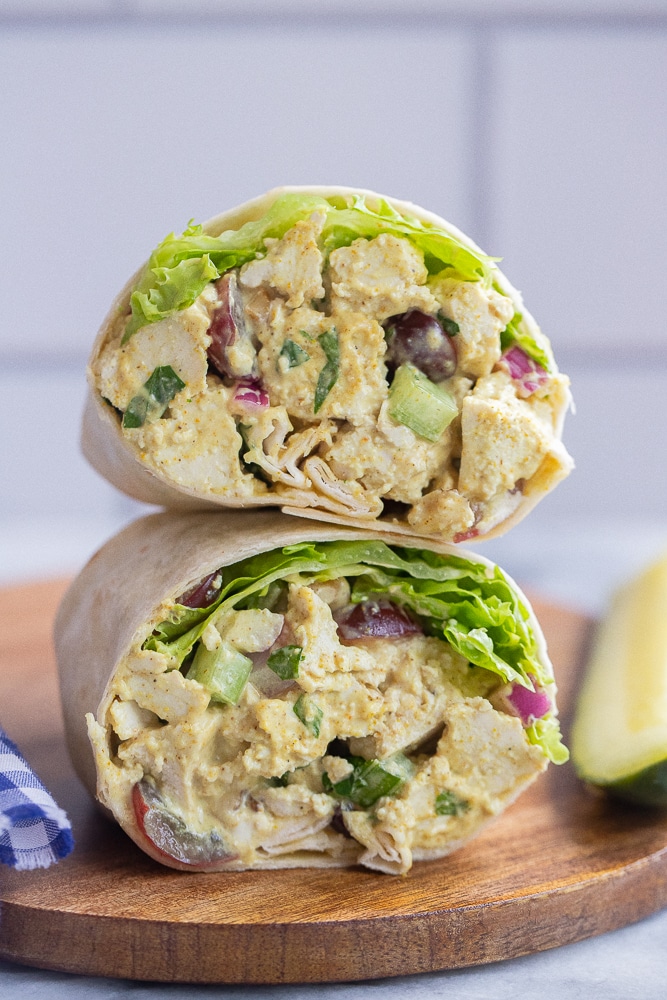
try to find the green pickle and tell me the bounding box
[571,553,667,806]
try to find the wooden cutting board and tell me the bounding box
[1,578,667,984]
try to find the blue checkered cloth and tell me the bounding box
[0,726,74,870]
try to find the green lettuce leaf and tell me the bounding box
[146,539,566,762]
[123,193,497,342]
[124,255,219,342]
[526,716,570,765]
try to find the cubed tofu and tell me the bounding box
[436,697,547,804]
[127,383,261,497]
[406,488,475,537]
[432,277,514,379]
[323,401,451,505]
[109,699,161,741]
[459,372,553,500]
[350,636,467,759]
[117,668,210,724]
[286,584,379,689]
[328,234,437,322]
[218,609,285,653]
[239,211,326,308]
[95,299,212,411]
[257,304,388,426]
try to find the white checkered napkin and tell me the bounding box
[0,727,74,871]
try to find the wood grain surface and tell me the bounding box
[1,579,667,984]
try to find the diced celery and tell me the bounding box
[186,641,252,705]
[388,363,458,442]
[293,693,323,737]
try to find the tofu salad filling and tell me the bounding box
[87,536,567,874]
[90,189,573,542]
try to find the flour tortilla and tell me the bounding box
[55,509,556,872]
[82,185,572,539]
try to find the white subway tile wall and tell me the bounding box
[1,8,665,586]
[489,28,667,354]
[0,367,118,517]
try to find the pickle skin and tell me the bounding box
[605,760,667,808]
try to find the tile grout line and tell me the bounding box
[2,10,667,30]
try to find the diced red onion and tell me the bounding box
[500,346,548,397]
[505,677,551,724]
[335,599,422,640]
[232,380,270,409]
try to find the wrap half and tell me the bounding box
[84,186,573,543]
[55,510,567,874]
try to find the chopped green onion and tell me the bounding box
[323,753,414,808]
[293,693,323,737]
[267,773,290,787]
[186,641,252,705]
[314,330,339,413]
[434,789,469,816]
[267,645,302,680]
[144,365,187,408]
[322,762,358,800]
[122,365,186,429]
[439,315,460,337]
[279,339,310,369]
[388,363,458,442]
[123,395,150,429]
